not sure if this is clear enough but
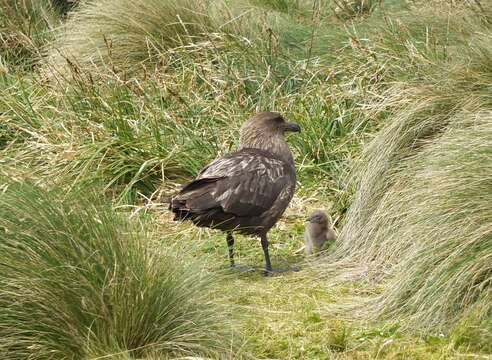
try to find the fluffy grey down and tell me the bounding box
[304,210,337,255]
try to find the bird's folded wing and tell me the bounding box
[178,150,293,217]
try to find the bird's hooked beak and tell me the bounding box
[284,122,301,133]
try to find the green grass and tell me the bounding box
[0,0,491,358]
[360,111,492,328]
[0,0,61,71]
[43,0,265,77]
[322,0,492,346]
[147,206,489,359]
[0,181,235,359]
[2,39,375,205]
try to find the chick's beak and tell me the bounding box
[284,122,301,132]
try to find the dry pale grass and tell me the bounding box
[319,17,492,339]
[42,0,267,77]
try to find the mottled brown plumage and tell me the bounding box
[304,210,337,255]
[169,112,300,273]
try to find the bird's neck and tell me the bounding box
[239,134,294,165]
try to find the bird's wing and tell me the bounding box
[176,149,294,217]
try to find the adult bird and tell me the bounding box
[168,112,300,274]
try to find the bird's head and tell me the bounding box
[306,210,331,235]
[239,112,301,164]
[240,112,301,139]
[307,210,330,226]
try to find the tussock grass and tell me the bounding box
[368,111,492,327]
[451,291,492,353]
[0,180,234,359]
[1,70,229,200]
[2,39,375,203]
[3,0,390,204]
[323,2,492,343]
[0,0,60,71]
[44,0,263,76]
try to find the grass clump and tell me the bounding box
[0,180,234,359]
[0,0,60,72]
[368,111,492,328]
[324,2,492,344]
[44,0,260,76]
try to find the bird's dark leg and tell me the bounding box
[226,232,256,272]
[260,233,300,275]
[260,233,273,274]
[226,231,234,267]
